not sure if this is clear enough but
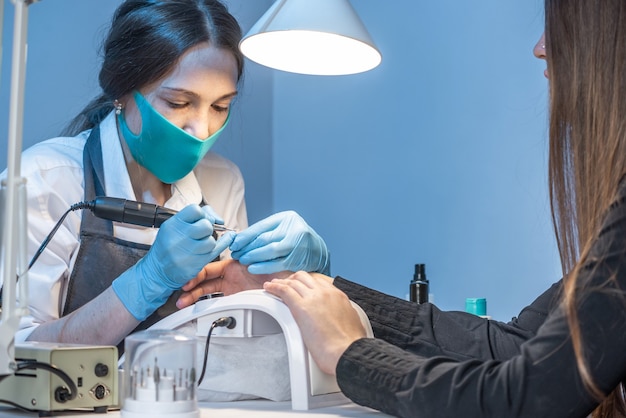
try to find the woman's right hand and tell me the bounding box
[263,271,367,375]
[112,204,233,320]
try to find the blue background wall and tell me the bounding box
[1,0,560,321]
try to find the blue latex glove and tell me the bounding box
[112,204,236,320]
[230,210,330,275]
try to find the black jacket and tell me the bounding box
[333,185,626,417]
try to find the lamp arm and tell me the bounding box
[0,0,37,376]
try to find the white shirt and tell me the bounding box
[1,112,248,342]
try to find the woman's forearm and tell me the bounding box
[27,286,139,346]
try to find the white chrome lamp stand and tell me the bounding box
[0,0,38,376]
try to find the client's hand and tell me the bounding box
[176,259,292,309]
[263,271,367,375]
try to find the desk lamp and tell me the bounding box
[239,0,382,75]
[1,0,34,377]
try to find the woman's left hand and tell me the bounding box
[263,271,367,375]
[176,259,291,308]
[229,211,330,275]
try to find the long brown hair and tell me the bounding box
[546,0,626,415]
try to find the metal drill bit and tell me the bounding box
[154,358,160,401]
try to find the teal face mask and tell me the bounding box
[118,91,229,184]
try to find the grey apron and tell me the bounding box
[62,126,184,354]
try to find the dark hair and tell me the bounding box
[62,0,243,136]
[546,0,626,416]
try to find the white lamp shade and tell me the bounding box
[240,0,382,76]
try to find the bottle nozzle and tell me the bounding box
[413,263,427,282]
[410,263,429,304]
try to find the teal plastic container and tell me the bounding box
[465,298,487,317]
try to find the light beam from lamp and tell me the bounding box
[239,0,382,76]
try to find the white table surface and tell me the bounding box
[0,400,388,417]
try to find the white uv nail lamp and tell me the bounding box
[131,289,373,411]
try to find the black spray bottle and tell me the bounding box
[410,263,429,304]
